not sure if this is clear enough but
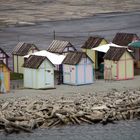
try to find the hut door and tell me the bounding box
[45,69,54,87]
[118,61,125,80]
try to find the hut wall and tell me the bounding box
[13,55,24,74]
[63,65,76,84]
[82,49,96,68]
[117,52,134,80]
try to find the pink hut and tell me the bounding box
[62,52,94,85]
[104,47,134,80]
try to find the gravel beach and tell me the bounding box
[0,75,140,100]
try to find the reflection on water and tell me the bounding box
[1,120,140,140]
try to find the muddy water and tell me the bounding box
[0,120,140,140]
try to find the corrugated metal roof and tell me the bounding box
[112,33,139,46]
[12,42,39,56]
[103,47,132,61]
[81,36,107,49]
[23,55,54,69]
[47,40,75,54]
[62,51,93,65]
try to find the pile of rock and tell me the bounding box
[0,88,140,134]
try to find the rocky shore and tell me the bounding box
[0,88,140,134]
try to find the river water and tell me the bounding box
[0,120,140,140]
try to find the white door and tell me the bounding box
[45,69,54,87]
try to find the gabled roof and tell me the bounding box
[47,40,75,54]
[104,47,133,61]
[81,36,107,49]
[0,60,11,71]
[12,42,39,56]
[62,51,93,65]
[0,48,9,58]
[112,33,139,46]
[23,55,55,69]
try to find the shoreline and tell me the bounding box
[1,10,140,28]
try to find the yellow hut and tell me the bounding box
[0,60,11,93]
[81,36,108,69]
[104,47,134,80]
[12,42,39,74]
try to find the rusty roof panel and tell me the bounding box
[23,55,46,69]
[112,33,139,46]
[12,42,39,56]
[47,40,74,54]
[62,51,91,65]
[81,36,107,49]
[104,47,128,61]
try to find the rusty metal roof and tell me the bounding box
[12,42,39,56]
[112,33,139,46]
[23,55,54,69]
[81,36,107,49]
[104,47,132,61]
[62,51,93,65]
[47,40,75,54]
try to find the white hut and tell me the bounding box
[23,55,55,89]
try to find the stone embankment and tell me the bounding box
[0,88,140,134]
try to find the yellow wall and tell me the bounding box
[0,64,10,92]
[119,52,134,79]
[82,39,108,69]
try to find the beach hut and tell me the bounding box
[81,36,108,69]
[128,41,140,68]
[47,40,77,55]
[23,55,55,89]
[0,60,10,93]
[112,32,139,46]
[104,47,134,80]
[12,42,39,74]
[0,48,9,67]
[62,52,94,85]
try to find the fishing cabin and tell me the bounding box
[0,60,10,93]
[23,55,55,89]
[12,42,39,74]
[104,47,134,80]
[62,52,94,85]
[47,40,77,55]
[0,47,9,67]
[81,36,108,69]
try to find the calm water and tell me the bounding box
[1,120,140,140]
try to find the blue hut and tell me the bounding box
[62,52,94,85]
